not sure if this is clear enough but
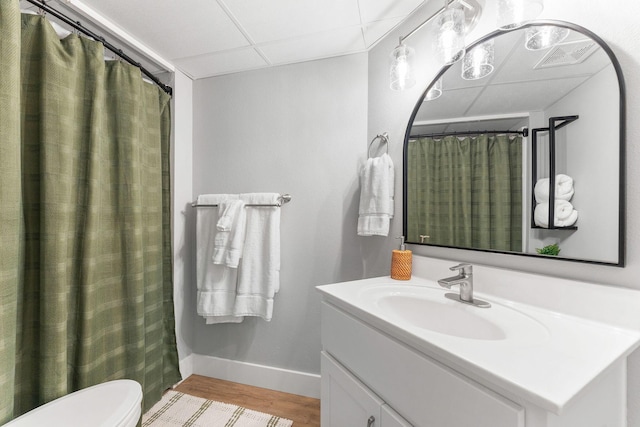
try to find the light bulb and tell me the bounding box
[435,4,466,65]
[390,44,416,91]
[497,0,544,30]
[525,26,570,50]
[462,40,494,80]
[425,78,443,101]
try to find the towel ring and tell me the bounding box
[368,133,390,158]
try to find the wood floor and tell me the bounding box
[173,374,321,427]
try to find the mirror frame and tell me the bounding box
[402,20,626,266]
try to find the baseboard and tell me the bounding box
[179,353,195,380]
[190,354,321,399]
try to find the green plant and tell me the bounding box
[536,243,561,256]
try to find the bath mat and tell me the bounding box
[142,390,293,427]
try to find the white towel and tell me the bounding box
[534,200,578,228]
[534,174,574,203]
[196,194,244,324]
[357,153,395,236]
[212,199,246,268]
[205,192,281,323]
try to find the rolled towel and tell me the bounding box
[534,200,578,228]
[534,174,574,203]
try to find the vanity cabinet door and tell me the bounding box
[322,302,525,427]
[321,352,383,427]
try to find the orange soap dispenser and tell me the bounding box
[391,236,412,280]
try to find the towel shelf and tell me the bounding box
[191,193,292,208]
[531,115,579,230]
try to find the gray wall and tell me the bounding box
[191,53,368,374]
[367,0,640,424]
[535,65,619,262]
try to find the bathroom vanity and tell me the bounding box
[317,257,640,427]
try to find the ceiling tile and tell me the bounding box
[359,0,424,24]
[173,48,268,79]
[41,0,424,78]
[221,0,361,44]
[259,26,366,65]
[363,16,405,48]
[467,77,589,115]
[79,0,250,59]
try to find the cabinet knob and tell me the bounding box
[367,415,375,427]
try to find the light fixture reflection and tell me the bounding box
[497,0,544,30]
[462,40,494,80]
[435,3,466,65]
[525,26,570,50]
[425,78,443,101]
[389,43,416,91]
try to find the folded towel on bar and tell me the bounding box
[212,199,246,268]
[196,194,243,324]
[205,192,282,324]
[534,174,574,203]
[357,153,395,236]
[534,200,578,228]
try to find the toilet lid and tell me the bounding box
[5,379,142,427]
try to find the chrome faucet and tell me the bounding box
[438,263,490,308]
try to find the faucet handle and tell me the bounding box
[449,263,472,274]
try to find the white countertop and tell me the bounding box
[317,274,640,414]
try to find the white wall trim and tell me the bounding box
[57,0,175,73]
[179,353,195,380]
[190,354,321,399]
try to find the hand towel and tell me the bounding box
[534,200,578,228]
[357,153,395,236]
[534,174,574,203]
[212,199,246,268]
[206,192,281,323]
[196,194,244,324]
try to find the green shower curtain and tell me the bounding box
[0,1,180,423]
[407,134,522,251]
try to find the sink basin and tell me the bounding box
[359,284,549,342]
[378,294,505,339]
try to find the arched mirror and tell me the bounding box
[403,21,625,266]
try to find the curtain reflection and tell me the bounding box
[407,134,523,251]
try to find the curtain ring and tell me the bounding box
[368,132,390,158]
[37,0,47,16]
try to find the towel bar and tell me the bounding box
[191,194,292,208]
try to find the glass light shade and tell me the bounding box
[525,26,570,50]
[389,43,416,91]
[424,78,443,101]
[462,40,495,80]
[497,0,544,30]
[434,4,466,65]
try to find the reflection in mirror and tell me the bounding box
[403,21,625,266]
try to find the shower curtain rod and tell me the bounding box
[411,128,529,139]
[23,0,173,96]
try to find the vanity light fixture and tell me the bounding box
[462,39,494,80]
[525,25,570,50]
[497,0,544,30]
[390,43,416,91]
[389,0,483,91]
[434,2,467,65]
[424,78,443,101]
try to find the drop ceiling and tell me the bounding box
[22,0,426,80]
[411,28,611,135]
